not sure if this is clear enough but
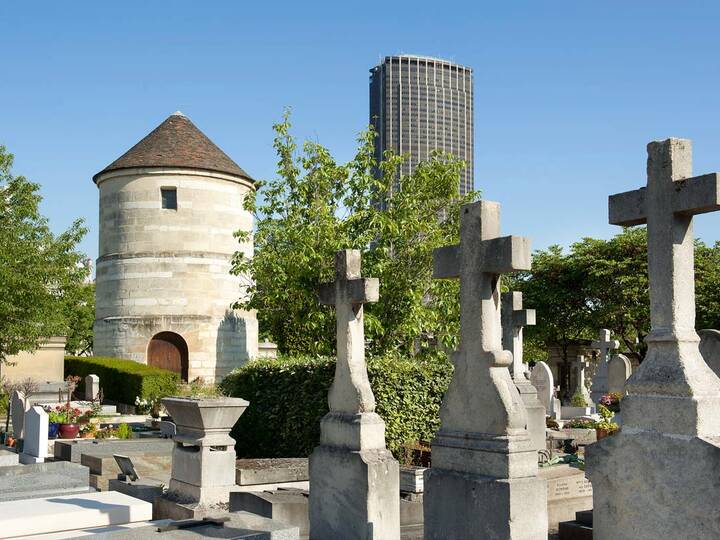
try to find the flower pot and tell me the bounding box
[596,427,615,440]
[59,423,80,439]
[48,422,61,439]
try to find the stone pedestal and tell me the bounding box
[155,397,248,519]
[309,412,400,540]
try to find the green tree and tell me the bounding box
[232,113,479,356]
[695,240,720,330]
[62,280,95,355]
[0,145,88,363]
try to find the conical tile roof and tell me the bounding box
[93,112,253,182]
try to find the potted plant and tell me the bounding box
[79,423,97,439]
[55,404,82,439]
[46,408,63,439]
[595,405,619,440]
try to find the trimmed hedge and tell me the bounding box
[65,356,180,405]
[219,352,453,458]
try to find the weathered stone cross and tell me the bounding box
[319,249,379,414]
[501,291,536,379]
[608,138,720,432]
[589,329,619,403]
[434,201,531,364]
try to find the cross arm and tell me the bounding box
[482,236,532,273]
[591,339,619,350]
[672,173,720,216]
[609,188,646,226]
[433,245,459,279]
[513,309,536,327]
[318,278,379,305]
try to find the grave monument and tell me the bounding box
[19,406,49,464]
[530,360,555,417]
[309,249,399,540]
[589,329,619,404]
[572,355,592,406]
[424,201,547,539]
[501,291,546,453]
[607,353,632,394]
[586,138,720,538]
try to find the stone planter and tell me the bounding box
[48,422,60,440]
[59,423,80,439]
[161,397,249,445]
[400,466,426,493]
[595,427,618,441]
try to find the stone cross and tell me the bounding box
[590,329,619,404]
[608,138,720,431]
[501,291,536,380]
[426,200,547,539]
[573,355,591,405]
[434,202,531,366]
[318,249,379,414]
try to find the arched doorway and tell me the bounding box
[147,332,189,381]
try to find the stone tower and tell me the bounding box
[93,112,257,382]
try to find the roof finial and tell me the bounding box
[171,110,185,117]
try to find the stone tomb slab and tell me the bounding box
[539,464,593,531]
[236,458,308,486]
[0,490,152,538]
[54,438,173,462]
[82,452,172,491]
[0,461,91,502]
[0,448,19,467]
[61,511,299,540]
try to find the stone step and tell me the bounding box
[0,490,152,538]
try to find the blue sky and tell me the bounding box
[2,1,720,261]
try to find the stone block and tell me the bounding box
[0,490,152,538]
[0,461,91,502]
[236,458,308,486]
[399,466,426,493]
[424,467,547,540]
[0,449,19,467]
[540,464,593,529]
[309,445,399,540]
[231,489,310,537]
[54,438,173,462]
[586,430,720,539]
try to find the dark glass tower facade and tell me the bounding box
[369,55,474,195]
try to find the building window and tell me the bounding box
[161,188,177,210]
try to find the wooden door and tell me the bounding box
[147,332,188,380]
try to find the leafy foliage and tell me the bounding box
[65,356,179,405]
[232,112,479,356]
[0,146,88,363]
[62,281,95,355]
[219,352,453,458]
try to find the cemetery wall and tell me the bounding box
[220,352,452,458]
[1,337,66,383]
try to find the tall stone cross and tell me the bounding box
[608,138,720,434]
[501,291,536,380]
[590,329,619,404]
[426,200,548,539]
[319,249,379,414]
[574,355,591,404]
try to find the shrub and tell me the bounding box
[65,356,179,406]
[219,351,453,459]
[570,392,588,407]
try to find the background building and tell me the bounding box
[369,55,474,195]
[93,112,258,382]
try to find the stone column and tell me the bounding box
[309,250,399,540]
[425,201,547,540]
[587,139,720,539]
[589,329,619,405]
[501,291,546,454]
[155,396,248,520]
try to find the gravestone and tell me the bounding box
[10,390,30,439]
[586,138,720,539]
[502,292,545,454]
[0,461,91,501]
[573,355,592,406]
[589,329,619,404]
[530,361,554,415]
[309,250,399,540]
[85,374,100,401]
[424,201,547,539]
[154,397,249,519]
[698,329,720,378]
[20,406,49,464]
[607,353,632,395]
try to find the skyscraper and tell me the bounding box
[369,55,474,195]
